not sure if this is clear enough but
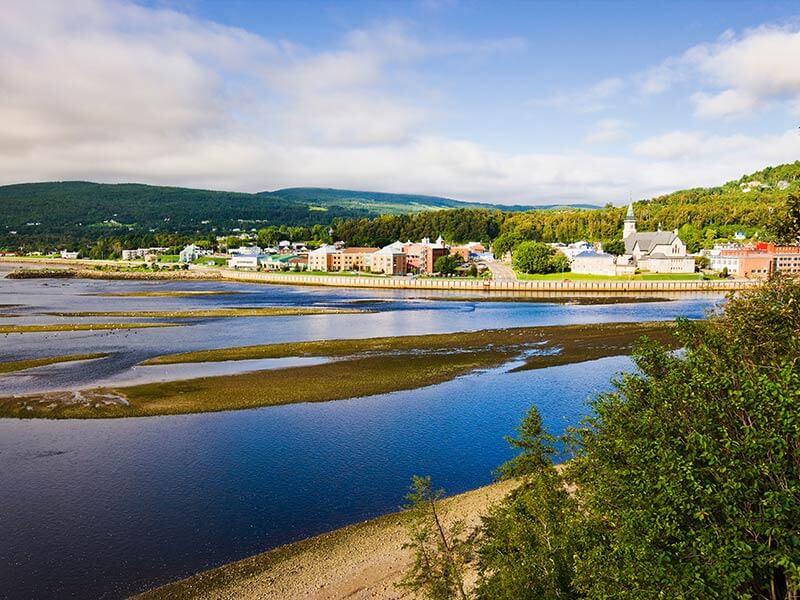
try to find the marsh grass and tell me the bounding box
[0,353,108,374]
[0,350,513,419]
[0,323,180,334]
[47,307,368,318]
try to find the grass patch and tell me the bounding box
[0,350,513,419]
[88,290,240,297]
[143,321,677,367]
[266,270,389,278]
[515,270,702,281]
[0,353,109,374]
[0,323,180,334]
[47,307,367,318]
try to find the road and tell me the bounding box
[487,259,517,281]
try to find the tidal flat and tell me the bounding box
[0,350,513,418]
[143,320,676,369]
[0,322,180,334]
[46,307,368,318]
[0,321,676,419]
[0,353,108,374]
[88,290,241,297]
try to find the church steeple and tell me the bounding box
[623,203,637,239]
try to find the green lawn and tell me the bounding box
[514,270,703,281]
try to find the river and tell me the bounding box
[0,276,722,598]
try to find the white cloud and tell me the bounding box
[0,1,798,206]
[639,25,800,118]
[633,129,800,177]
[584,119,629,144]
[532,77,624,113]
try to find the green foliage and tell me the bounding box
[512,242,564,274]
[468,264,479,277]
[491,231,525,256]
[400,476,472,600]
[496,407,557,480]
[475,406,577,600]
[601,239,625,256]
[568,276,800,599]
[767,193,800,244]
[476,468,578,600]
[334,209,505,247]
[435,254,461,275]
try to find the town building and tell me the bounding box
[371,242,407,275]
[622,204,695,273]
[307,245,379,272]
[121,247,169,261]
[403,237,447,274]
[570,251,616,276]
[711,242,800,278]
[59,250,79,259]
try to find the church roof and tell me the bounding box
[625,203,635,220]
[624,231,678,254]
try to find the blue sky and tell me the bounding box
[2,0,799,204]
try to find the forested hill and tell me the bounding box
[0,181,560,248]
[259,187,596,214]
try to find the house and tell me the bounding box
[179,244,201,263]
[59,250,79,259]
[622,204,695,273]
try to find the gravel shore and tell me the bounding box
[136,479,517,600]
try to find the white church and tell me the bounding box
[570,204,695,276]
[621,204,695,273]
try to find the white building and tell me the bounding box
[227,255,260,269]
[179,244,201,263]
[570,251,617,276]
[229,245,262,256]
[59,250,79,259]
[622,204,695,273]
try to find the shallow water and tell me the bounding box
[0,277,723,599]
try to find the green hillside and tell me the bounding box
[0,182,579,248]
[260,187,594,214]
[0,182,371,248]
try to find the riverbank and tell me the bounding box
[135,478,518,600]
[0,257,754,293]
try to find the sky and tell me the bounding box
[2,0,800,205]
